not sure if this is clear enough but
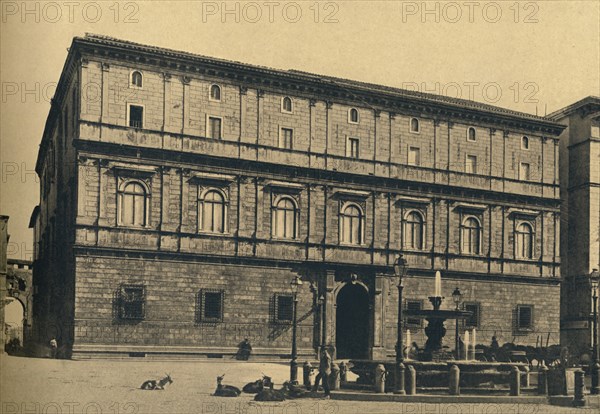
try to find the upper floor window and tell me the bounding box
[461,216,481,255]
[465,155,477,174]
[272,197,297,239]
[280,128,293,150]
[519,162,531,181]
[404,211,424,250]
[340,203,364,245]
[208,116,222,139]
[408,147,421,166]
[130,71,143,88]
[274,294,294,323]
[348,108,359,124]
[210,84,221,101]
[410,118,420,133]
[467,127,476,142]
[347,137,359,159]
[128,104,144,129]
[515,222,534,259]
[282,96,293,113]
[463,302,481,328]
[196,289,224,323]
[199,189,227,233]
[521,136,529,150]
[118,284,145,320]
[118,181,148,227]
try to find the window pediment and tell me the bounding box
[453,202,487,213]
[190,171,236,184]
[508,209,539,219]
[333,188,370,199]
[264,180,304,192]
[110,162,158,176]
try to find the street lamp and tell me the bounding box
[452,287,462,360]
[591,269,600,395]
[290,275,303,384]
[394,254,408,394]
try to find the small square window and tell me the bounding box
[516,305,534,331]
[408,147,421,166]
[210,84,221,102]
[410,118,420,133]
[463,302,480,328]
[274,294,294,323]
[280,128,293,149]
[348,108,359,124]
[347,137,359,159]
[208,116,222,139]
[128,105,144,129]
[118,284,145,320]
[131,71,143,88]
[405,300,423,328]
[282,97,293,113]
[521,136,530,150]
[467,127,476,142]
[196,289,224,323]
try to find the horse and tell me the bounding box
[140,374,173,390]
[213,374,241,397]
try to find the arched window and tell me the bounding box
[131,71,143,88]
[200,190,227,233]
[516,222,534,259]
[410,118,420,133]
[349,108,359,123]
[272,197,297,239]
[467,127,476,141]
[282,96,293,113]
[404,211,424,250]
[461,217,481,254]
[119,181,148,226]
[210,84,221,101]
[340,204,363,245]
[521,136,529,150]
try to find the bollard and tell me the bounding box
[522,365,530,388]
[449,364,460,395]
[537,363,548,395]
[339,361,348,384]
[573,369,586,407]
[303,361,313,389]
[375,364,386,393]
[510,366,521,396]
[406,365,417,395]
[330,363,340,391]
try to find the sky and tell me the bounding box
[1,0,599,260]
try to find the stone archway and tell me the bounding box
[335,282,370,359]
[4,297,25,347]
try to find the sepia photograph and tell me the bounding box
[0,1,599,413]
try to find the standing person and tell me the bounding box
[312,347,332,398]
[49,338,58,359]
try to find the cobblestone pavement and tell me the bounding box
[1,355,599,414]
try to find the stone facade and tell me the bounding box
[32,34,564,359]
[550,97,600,360]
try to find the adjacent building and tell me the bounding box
[549,96,600,361]
[31,34,565,359]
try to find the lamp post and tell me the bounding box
[452,287,462,360]
[394,255,408,394]
[290,275,303,384]
[591,269,600,395]
[317,294,325,350]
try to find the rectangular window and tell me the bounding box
[275,294,294,323]
[346,137,359,159]
[208,117,222,139]
[463,302,481,328]
[128,105,144,129]
[280,128,293,150]
[408,147,421,166]
[405,300,423,328]
[466,155,477,174]
[516,305,534,331]
[196,289,224,323]
[119,284,145,320]
[519,162,530,181]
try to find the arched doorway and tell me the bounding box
[336,283,369,359]
[4,298,25,348]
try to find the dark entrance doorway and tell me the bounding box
[336,283,369,359]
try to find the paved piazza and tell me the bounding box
[1,355,599,414]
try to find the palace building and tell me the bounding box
[31,34,565,359]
